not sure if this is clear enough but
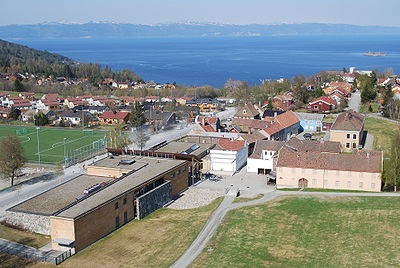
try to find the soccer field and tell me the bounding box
[0,126,108,165]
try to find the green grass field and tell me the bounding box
[0,126,108,164]
[193,196,400,267]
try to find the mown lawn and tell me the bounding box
[364,117,399,155]
[192,196,400,268]
[0,223,50,249]
[30,198,223,268]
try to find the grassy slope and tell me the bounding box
[364,117,398,155]
[30,198,223,268]
[0,126,106,164]
[192,196,400,267]
[0,224,50,248]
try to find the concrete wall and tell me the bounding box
[137,181,171,219]
[276,166,381,192]
[330,130,362,152]
[50,217,75,251]
[247,158,273,173]
[210,147,248,173]
[5,211,50,235]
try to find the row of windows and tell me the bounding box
[285,167,375,178]
[284,177,376,189]
[346,142,358,149]
[346,133,358,140]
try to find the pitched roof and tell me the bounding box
[277,150,382,173]
[331,110,364,131]
[201,125,216,132]
[235,103,260,118]
[295,112,325,121]
[285,137,341,153]
[240,131,267,144]
[232,118,270,130]
[275,111,300,128]
[214,139,246,151]
[195,116,219,125]
[309,96,336,106]
[250,140,285,158]
[100,111,130,120]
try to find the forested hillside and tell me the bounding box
[0,39,141,83]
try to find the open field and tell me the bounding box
[364,117,398,155]
[29,198,223,268]
[359,103,380,113]
[192,196,400,267]
[0,126,107,164]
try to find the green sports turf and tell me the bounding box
[0,126,108,164]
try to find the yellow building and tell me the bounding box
[186,98,221,113]
[276,149,383,192]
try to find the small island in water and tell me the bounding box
[363,51,387,57]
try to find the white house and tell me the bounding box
[247,140,285,174]
[210,139,248,174]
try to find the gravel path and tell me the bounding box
[167,188,224,210]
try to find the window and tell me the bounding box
[359,182,363,189]
[182,167,186,172]
[346,143,350,148]
[314,105,318,109]
[353,143,357,149]
[353,134,357,140]
[347,181,352,188]
[347,134,351,139]
[124,212,128,224]
[115,202,119,209]
[335,181,340,187]
[170,173,175,178]
[371,183,376,189]
[123,198,127,205]
[177,169,181,175]
[115,216,120,228]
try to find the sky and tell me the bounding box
[2,0,400,26]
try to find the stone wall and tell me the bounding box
[5,211,50,235]
[137,181,171,219]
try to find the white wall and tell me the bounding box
[210,146,248,173]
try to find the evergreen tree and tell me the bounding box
[34,111,49,126]
[129,102,146,128]
[14,79,24,92]
[9,107,20,120]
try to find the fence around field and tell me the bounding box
[64,138,108,167]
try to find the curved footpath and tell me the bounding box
[171,190,400,268]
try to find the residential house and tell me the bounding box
[58,110,97,126]
[186,98,221,113]
[64,98,89,109]
[329,110,364,152]
[84,106,110,115]
[118,82,129,89]
[19,92,35,101]
[342,73,356,83]
[306,96,336,113]
[247,140,285,174]
[329,92,345,104]
[0,108,10,118]
[231,118,270,133]
[41,93,60,100]
[36,99,61,111]
[276,148,383,192]
[295,112,324,132]
[21,109,36,122]
[323,81,352,95]
[210,139,248,174]
[11,100,33,110]
[99,111,130,125]
[234,103,262,119]
[195,115,221,132]
[144,111,176,128]
[272,93,295,111]
[176,97,193,106]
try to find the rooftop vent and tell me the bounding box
[83,184,101,195]
[181,144,200,155]
[118,159,136,165]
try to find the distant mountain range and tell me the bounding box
[1,22,400,39]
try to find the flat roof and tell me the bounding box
[55,156,186,219]
[90,155,147,169]
[155,141,213,157]
[9,175,111,215]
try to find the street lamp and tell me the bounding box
[36,127,40,164]
[63,138,67,167]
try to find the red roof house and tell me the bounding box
[306,96,336,113]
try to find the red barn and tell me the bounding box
[306,96,336,113]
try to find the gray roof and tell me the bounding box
[295,112,325,121]
[155,141,214,158]
[250,140,285,159]
[9,175,109,215]
[55,156,186,219]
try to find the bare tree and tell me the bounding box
[133,126,150,150]
[0,136,25,187]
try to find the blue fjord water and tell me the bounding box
[13,35,400,87]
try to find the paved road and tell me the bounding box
[171,189,400,268]
[347,90,361,112]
